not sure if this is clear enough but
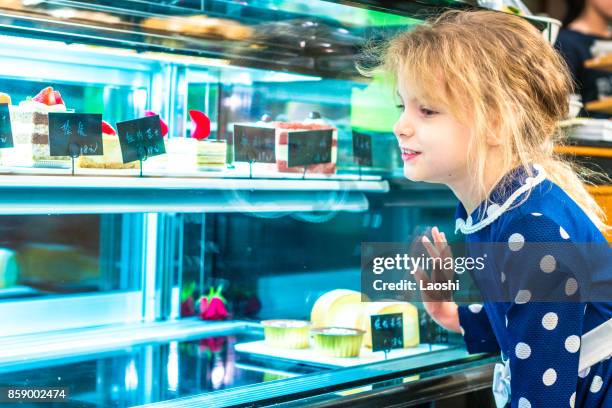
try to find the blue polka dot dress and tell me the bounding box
[454,165,612,408]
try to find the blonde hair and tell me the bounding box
[361,10,610,232]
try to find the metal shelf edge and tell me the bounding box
[0,174,389,193]
[0,188,372,214]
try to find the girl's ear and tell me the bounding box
[484,112,506,146]
[486,132,503,146]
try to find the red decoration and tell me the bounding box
[101,120,116,136]
[189,110,211,140]
[144,110,169,137]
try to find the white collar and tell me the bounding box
[455,164,546,235]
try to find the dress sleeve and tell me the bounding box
[500,214,584,408]
[457,303,500,354]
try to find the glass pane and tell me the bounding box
[0,331,312,407]
[0,214,141,300]
[171,203,485,403]
[185,66,401,176]
[179,201,467,338]
[0,78,142,127]
[0,0,421,78]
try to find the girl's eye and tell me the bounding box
[419,106,438,117]
[395,104,405,112]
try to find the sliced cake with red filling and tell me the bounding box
[234,113,337,174]
[9,86,69,166]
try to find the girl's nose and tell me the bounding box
[393,118,414,141]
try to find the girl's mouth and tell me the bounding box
[401,147,421,161]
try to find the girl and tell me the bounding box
[370,10,612,408]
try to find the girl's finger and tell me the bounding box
[432,227,447,254]
[431,226,441,243]
[422,236,440,258]
[431,229,451,260]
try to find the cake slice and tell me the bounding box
[197,140,227,167]
[9,86,70,167]
[77,121,139,169]
[234,115,337,174]
[189,109,226,168]
[274,120,337,174]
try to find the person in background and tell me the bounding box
[555,0,612,118]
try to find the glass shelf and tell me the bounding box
[0,318,493,408]
[0,171,388,214]
[0,320,258,370]
[129,346,484,408]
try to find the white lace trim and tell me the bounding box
[455,165,546,235]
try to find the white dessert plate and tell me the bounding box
[235,340,449,368]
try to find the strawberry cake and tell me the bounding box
[234,114,337,174]
[9,86,70,167]
[274,121,337,174]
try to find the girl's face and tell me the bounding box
[393,82,472,186]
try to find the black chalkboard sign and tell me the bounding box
[233,124,276,163]
[48,113,103,157]
[116,115,165,163]
[370,313,404,352]
[353,130,373,167]
[0,103,14,149]
[287,129,332,167]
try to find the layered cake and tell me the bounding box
[234,113,337,174]
[197,140,226,167]
[151,139,226,170]
[274,120,337,174]
[77,121,139,169]
[190,110,226,168]
[9,86,70,167]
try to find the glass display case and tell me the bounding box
[0,1,560,407]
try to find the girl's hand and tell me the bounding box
[413,226,461,333]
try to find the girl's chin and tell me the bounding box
[403,165,438,183]
[403,165,425,182]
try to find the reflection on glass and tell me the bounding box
[167,341,179,392]
[125,359,139,392]
[0,215,139,300]
[0,77,144,127]
[0,331,322,407]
